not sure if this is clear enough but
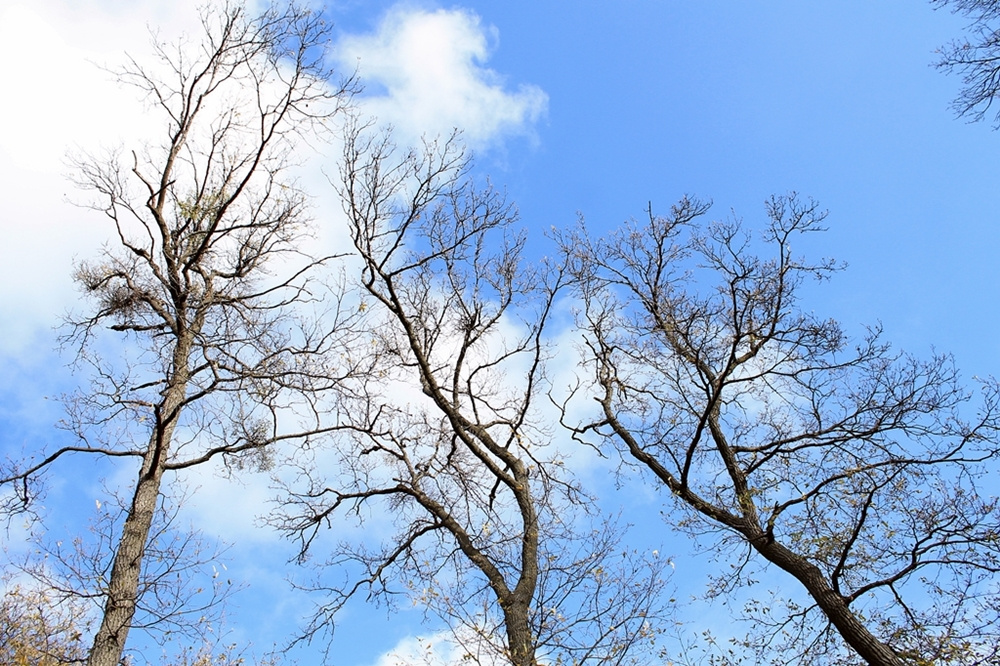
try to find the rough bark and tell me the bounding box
[751,538,904,666]
[86,453,166,666]
[503,598,538,666]
[87,359,189,666]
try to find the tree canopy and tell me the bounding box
[1,2,999,665]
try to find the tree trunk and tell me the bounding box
[86,455,165,666]
[752,538,905,666]
[503,601,537,666]
[87,373,187,666]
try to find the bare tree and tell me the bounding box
[560,195,1000,665]
[934,0,1000,126]
[0,3,355,665]
[272,120,671,666]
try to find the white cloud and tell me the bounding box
[0,2,547,353]
[369,627,507,666]
[336,7,548,149]
[0,0,204,351]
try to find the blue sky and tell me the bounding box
[1,1,998,664]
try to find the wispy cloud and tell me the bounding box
[368,627,507,666]
[0,2,547,350]
[336,7,548,150]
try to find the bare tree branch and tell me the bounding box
[561,194,1000,665]
[934,0,1000,126]
[271,119,672,666]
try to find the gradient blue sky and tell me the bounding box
[1,1,997,664]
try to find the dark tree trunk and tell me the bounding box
[86,456,164,666]
[503,600,537,666]
[87,362,188,666]
[752,536,904,666]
